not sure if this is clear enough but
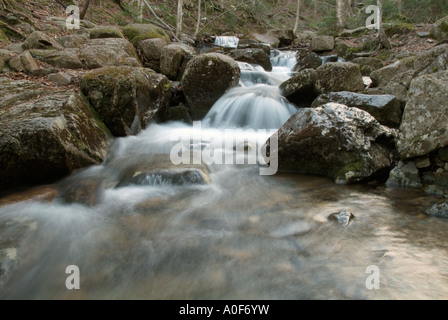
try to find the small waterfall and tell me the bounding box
[214,36,239,48]
[203,50,298,130]
[203,85,297,130]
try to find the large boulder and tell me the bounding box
[266,29,294,47]
[397,71,448,159]
[139,37,170,72]
[81,67,171,137]
[311,91,402,128]
[280,68,317,108]
[22,31,63,50]
[0,77,111,192]
[228,48,272,72]
[122,23,170,47]
[30,48,84,69]
[181,53,240,120]
[237,39,271,55]
[294,52,322,72]
[160,42,196,80]
[311,36,335,52]
[264,103,395,184]
[8,51,39,75]
[430,16,448,41]
[314,62,365,94]
[89,26,124,39]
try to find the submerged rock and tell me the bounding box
[81,66,171,137]
[116,154,211,187]
[181,53,240,120]
[229,48,272,72]
[265,103,395,184]
[397,71,448,159]
[0,77,111,192]
[311,91,402,128]
[386,161,422,188]
[328,210,355,226]
[427,200,448,219]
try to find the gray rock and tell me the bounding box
[397,71,448,159]
[314,62,365,94]
[430,16,448,40]
[265,103,395,184]
[386,161,422,188]
[160,42,196,80]
[229,48,272,72]
[48,72,72,86]
[425,185,444,196]
[81,67,171,137]
[139,37,170,72]
[181,53,240,120]
[22,31,63,50]
[311,36,335,52]
[415,157,431,169]
[0,77,111,192]
[427,200,448,218]
[294,52,322,72]
[237,39,271,55]
[56,34,89,48]
[311,91,402,128]
[8,50,39,75]
[280,68,317,108]
[352,57,383,76]
[0,49,11,72]
[266,29,294,47]
[328,210,355,226]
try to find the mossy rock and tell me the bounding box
[384,23,415,37]
[122,23,170,47]
[0,29,11,44]
[89,26,124,39]
[0,21,25,41]
[431,16,448,41]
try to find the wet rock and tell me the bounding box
[89,26,124,39]
[160,42,196,80]
[140,37,170,72]
[440,148,448,162]
[427,200,448,219]
[415,157,431,169]
[311,36,335,52]
[59,178,105,207]
[280,68,317,108]
[311,91,402,128]
[22,31,63,50]
[314,62,365,94]
[122,23,170,47]
[425,185,444,197]
[229,48,272,72]
[0,77,111,192]
[294,53,322,72]
[435,170,448,190]
[163,105,192,124]
[47,72,72,86]
[266,103,395,184]
[328,210,355,226]
[266,29,294,47]
[116,154,211,187]
[386,161,422,188]
[237,39,271,55]
[8,51,39,75]
[397,71,448,159]
[181,53,240,120]
[250,33,280,48]
[81,66,171,137]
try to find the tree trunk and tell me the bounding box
[377,0,392,49]
[336,0,345,29]
[195,0,202,37]
[176,0,183,38]
[80,0,91,20]
[293,0,301,35]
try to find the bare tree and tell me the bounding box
[195,0,202,37]
[80,0,92,20]
[336,0,346,29]
[176,0,183,38]
[377,0,392,49]
[293,0,301,35]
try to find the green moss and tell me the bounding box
[90,27,124,40]
[122,24,169,46]
[433,66,439,73]
[440,21,448,34]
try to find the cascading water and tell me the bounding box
[214,36,239,48]
[1,47,448,300]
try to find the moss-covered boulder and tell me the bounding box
[81,67,171,137]
[160,42,196,80]
[122,23,170,47]
[397,71,448,159]
[139,37,170,72]
[264,103,395,184]
[181,53,240,120]
[294,53,322,72]
[228,48,272,71]
[89,26,124,39]
[430,16,448,40]
[314,62,364,94]
[311,36,335,52]
[0,77,111,192]
[22,31,63,50]
[30,48,84,69]
[351,57,384,76]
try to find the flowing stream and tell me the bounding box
[1,49,448,300]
